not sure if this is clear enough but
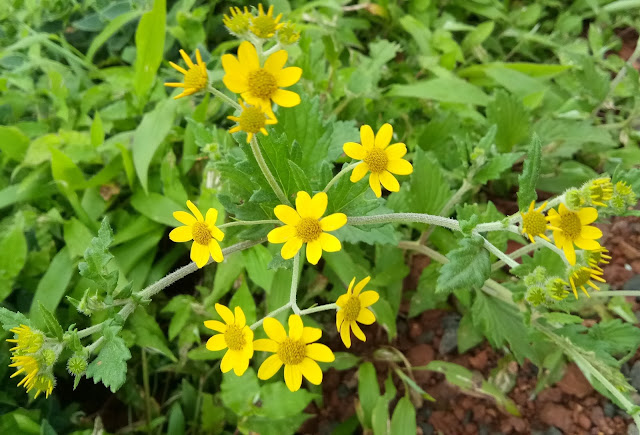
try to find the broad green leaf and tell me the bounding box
[29,247,74,315]
[462,21,494,52]
[436,236,490,295]
[63,218,95,258]
[371,298,397,340]
[473,152,523,184]
[206,252,245,306]
[134,0,166,97]
[0,126,29,161]
[259,382,317,419]
[132,99,176,192]
[0,222,27,302]
[486,90,530,152]
[387,78,489,106]
[86,10,143,61]
[242,245,275,292]
[78,219,117,293]
[228,280,257,326]
[389,397,416,435]
[371,396,391,435]
[220,368,260,415]
[517,134,542,210]
[329,352,362,370]
[0,307,30,331]
[86,325,132,392]
[129,308,177,362]
[50,147,86,191]
[409,264,448,317]
[167,403,185,435]
[130,191,183,226]
[357,362,380,428]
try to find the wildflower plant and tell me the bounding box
[2,1,640,434]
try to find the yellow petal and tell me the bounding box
[209,240,224,263]
[306,240,322,265]
[209,225,225,241]
[375,123,393,149]
[357,309,376,325]
[169,226,192,242]
[288,314,304,340]
[386,159,413,175]
[351,322,366,342]
[258,354,283,379]
[302,326,322,343]
[238,41,260,71]
[299,357,323,385]
[195,49,203,66]
[379,171,400,192]
[186,200,204,221]
[306,343,335,362]
[581,225,603,239]
[254,338,278,352]
[336,310,345,331]
[220,350,234,373]
[206,334,227,351]
[359,290,379,307]
[369,172,382,198]
[173,211,196,226]
[277,67,302,87]
[319,233,341,252]
[340,322,352,348]
[295,191,313,216]
[577,207,598,225]
[336,294,350,308]
[353,276,371,295]
[559,203,569,214]
[385,143,407,160]
[234,306,246,328]
[223,74,248,94]
[169,61,188,75]
[284,364,302,392]
[563,242,576,265]
[350,162,369,182]
[575,237,601,251]
[233,354,250,376]
[310,191,328,219]
[281,237,303,259]
[204,320,226,333]
[274,205,301,225]
[180,49,195,68]
[215,303,235,325]
[165,82,186,88]
[190,242,210,268]
[268,225,296,243]
[205,208,218,225]
[263,317,287,342]
[343,142,366,160]
[264,50,288,74]
[360,125,374,150]
[347,277,356,294]
[272,89,301,107]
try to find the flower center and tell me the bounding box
[224,324,246,351]
[28,373,54,398]
[572,268,593,288]
[343,296,361,322]
[363,148,389,173]
[558,211,582,240]
[239,105,267,133]
[295,217,323,243]
[277,338,306,365]
[522,211,547,236]
[546,278,568,300]
[184,67,207,90]
[192,222,212,245]
[251,16,278,38]
[248,68,278,99]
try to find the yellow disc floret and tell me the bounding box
[277,338,306,365]
[223,6,251,35]
[224,324,246,351]
[520,201,550,243]
[250,4,283,38]
[7,325,44,354]
[547,204,602,265]
[295,218,323,243]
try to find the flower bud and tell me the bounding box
[67,353,88,376]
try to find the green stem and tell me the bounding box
[299,303,337,315]
[349,213,461,231]
[491,242,539,271]
[250,136,291,205]
[250,303,292,330]
[398,240,449,264]
[206,86,241,110]
[218,219,279,229]
[290,253,301,314]
[480,236,520,269]
[419,178,474,244]
[324,162,359,193]
[535,237,570,266]
[592,291,640,298]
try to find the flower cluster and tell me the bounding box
[222,4,300,44]
[6,325,56,398]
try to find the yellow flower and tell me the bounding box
[9,355,54,398]
[222,41,302,114]
[169,200,225,268]
[254,314,334,392]
[584,247,611,272]
[223,6,251,35]
[267,191,347,265]
[336,277,379,348]
[204,304,254,376]
[250,4,283,39]
[277,22,301,45]
[546,204,602,265]
[589,177,614,206]
[165,49,208,99]
[546,278,570,301]
[343,124,413,198]
[520,201,551,243]
[7,324,44,354]
[228,99,277,143]
[568,266,605,298]
[26,372,55,399]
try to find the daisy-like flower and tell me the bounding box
[26,372,55,399]
[589,178,614,206]
[546,204,602,265]
[221,41,302,114]
[9,355,54,398]
[584,247,611,272]
[169,200,225,268]
[267,191,347,265]
[223,6,251,35]
[7,324,44,354]
[165,49,208,99]
[254,314,335,392]
[336,277,379,348]
[250,4,284,38]
[343,124,413,198]
[228,99,277,142]
[204,304,254,376]
[568,266,606,298]
[520,201,551,243]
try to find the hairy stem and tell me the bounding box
[250,136,291,205]
[290,253,301,314]
[419,179,473,244]
[349,213,461,231]
[218,219,279,229]
[480,236,520,269]
[206,86,241,110]
[250,303,292,330]
[324,162,359,193]
[298,303,338,315]
[491,242,540,271]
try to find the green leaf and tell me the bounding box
[37,302,64,341]
[129,308,177,362]
[0,221,27,302]
[387,78,489,106]
[486,90,530,152]
[390,396,417,435]
[457,312,484,352]
[329,352,362,371]
[29,247,74,315]
[90,112,104,147]
[50,147,86,191]
[167,403,185,435]
[228,280,257,326]
[259,382,317,419]
[86,326,132,392]
[86,10,143,61]
[242,245,275,292]
[134,0,166,97]
[130,191,183,226]
[371,395,391,435]
[63,218,95,258]
[357,362,380,428]
[517,134,542,210]
[220,368,260,415]
[409,264,448,317]
[462,21,494,52]
[588,319,640,356]
[473,152,523,184]
[132,99,177,192]
[436,236,490,295]
[78,219,118,294]
[542,312,584,325]
[0,126,29,161]
[0,307,30,331]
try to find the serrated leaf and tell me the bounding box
[86,326,131,392]
[517,134,542,210]
[38,302,64,341]
[0,307,30,331]
[436,236,490,295]
[473,152,523,184]
[78,218,118,294]
[0,221,27,302]
[486,90,530,152]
